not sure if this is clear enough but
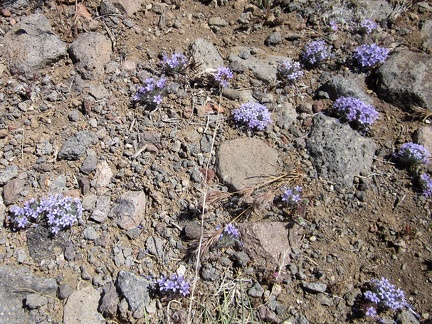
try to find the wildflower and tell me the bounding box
[332,96,379,129]
[330,20,339,31]
[419,173,432,198]
[232,102,272,131]
[214,66,233,88]
[158,273,190,296]
[353,44,389,69]
[224,223,240,239]
[302,40,331,66]
[365,306,377,318]
[277,59,304,83]
[160,53,188,73]
[359,19,378,34]
[370,277,407,310]
[281,186,302,205]
[394,142,430,166]
[133,77,166,107]
[9,194,83,234]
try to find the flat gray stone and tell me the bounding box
[217,138,279,191]
[376,50,432,111]
[111,191,146,230]
[63,285,104,324]
[320,73,372,104]
[301,282,327,293]
[4,14,67,74]
[58,131,98,161]
[188,38,224,74]
[0,265,57,323]
[69,32,112,80]
[99,283,119,317]
[0,165,18,185]
[27,225,69,264]
[116,271,151,315]
[90,195,111,223]
[25,294,49,309]
[306,114,376,187]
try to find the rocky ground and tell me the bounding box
[0,0,431,323]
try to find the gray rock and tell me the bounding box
[239,222,291,268]
[146,236,165,258]
[111,191,146,230]
[301,282,327,293]
[248,282,265,297]
[320,73,372,104]
[376,50,432,111]
[69,32,112,80]
[0,195,5,225]
[283,314,310,324]
[4,14,66,74]
[200,263,220,281]
[49,174,67,194]
[188,38,224,73]
[27,226,68,264]
[0,265,57,323]
[81,151,98,174]
[306,114,376,187]
[83,227,99,240]
[3,178,25,205]
[116,271,151,314]
[25,294,48,309]
[63,285,104,324]
[88,83,109,100]
[0,165,18,185]
[101,0,146,16]
[99,283,119,317]
[58,283,74,300]
[420,20,432,53]
[395,309,420,324]
[208,17,229,27]
[90,195,111,223]
[58,131,98,161]
[228,48,285,84]
[68,110,81,122]
[275,101,298,130]
[217,138,279,191]
[414,126,432,170]
[265,32,282,46]
[361,0,394,22]
[36,141,53,156]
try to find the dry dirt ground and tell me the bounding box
[0,0,431,323]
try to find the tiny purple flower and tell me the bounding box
[420,173,432,198]
[214,66,233,88]
[353,44,389,69]
[394,142,430,166]
[232,102,272,131]
[365,306,377,318]
[302,40,331,66]
[360,19,378,34]
[332,97,379,129]
[224,224,240,239]
[277,59,304,83]
[281,186,302,205]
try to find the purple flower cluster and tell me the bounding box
[160,53,188,73]
[158,273,190,296]
[277,59,304,83]
[394,142,430,166]
[232,102,272,131]
[281,186,302,205]
[10,194,83,234]
[302,40,331,66]
[359,19,378,34]
[420,173,432,198]
[214,66,234,88]
[224,223,240,239]
[353,44,389,68]
[133,77,166,107]
[364,277,407,317]
[332,96,379,128]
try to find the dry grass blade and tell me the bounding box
[184,228,223,261]
[410,105,432,122]
[205,190,232,206]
